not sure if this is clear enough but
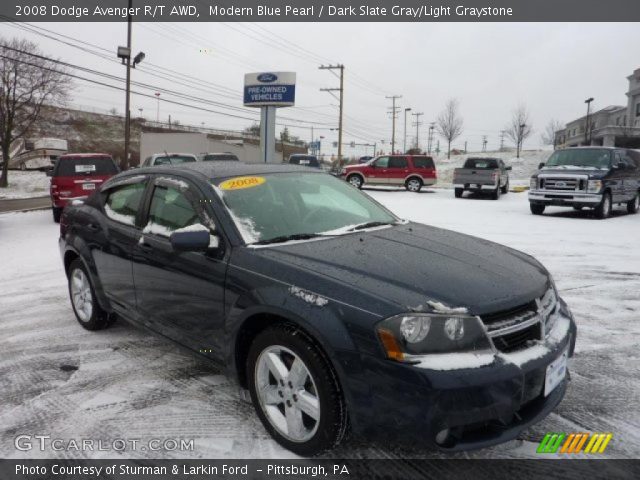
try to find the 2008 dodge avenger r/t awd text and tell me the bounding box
[58,162,577,455]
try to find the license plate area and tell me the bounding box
[82,183,96,191]
[544,345,568,396]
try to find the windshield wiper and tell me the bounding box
[349,221,396,231]
[251,232,333,245]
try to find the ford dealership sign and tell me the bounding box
[244,71,296,107]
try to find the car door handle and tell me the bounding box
[87,223,99,232]
[138,241,154,253]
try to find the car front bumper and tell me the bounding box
[343,309,577,451]
[529,189,602,206]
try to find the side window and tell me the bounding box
[388,156,408,168]
[613,151,625,167]
[104,183,146,226]
[413,157,435,169]
[374,156,389,168]
[144,184,201,237]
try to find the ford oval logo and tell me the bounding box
[257,73,278,83]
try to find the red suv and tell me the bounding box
[48,153,119,222]
[340,155,437,192]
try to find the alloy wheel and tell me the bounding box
[70,268,93,322]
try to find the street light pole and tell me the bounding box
[584,97,594,145]
[403,108,411,153]
[123,0,132,170]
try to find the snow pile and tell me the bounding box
[0,171,50,199]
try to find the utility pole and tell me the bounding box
[155,92,160,122]
[319,64,345,165]
[464,140,467,153]
[386,95,402,153]
[411,112,423,150]
[482,135,488,152]
[500,130,505,152]
[427,123,435,154]
[403,107,411,153]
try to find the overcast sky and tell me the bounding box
[3,21,640,155]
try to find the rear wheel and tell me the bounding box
[595,191,612,219]
[247,324,348,455]
[627,192,639,214]
[501,179,509,194]
[405,177,423,193]
[347,174,363,189]
[454,188,463,198]
[68,258,114,331]
[530,203,545,215]
[492,184,501,200]
[52,207,62,223]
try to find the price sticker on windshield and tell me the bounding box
[219,176,266,191]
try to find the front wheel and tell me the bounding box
[627,192,639,214]
[595,192,612,219]
[346,174,363,189]
[454,188,463,198]
[530,203,545,215]
[247,324,348,455]
[405,177,423,193]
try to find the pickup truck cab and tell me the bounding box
[529,147,640,219]
[453,157,511,200]
[340,154,436,192]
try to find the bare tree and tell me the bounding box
[0,37,69,188]
[436,98,463,159]
[541,118,564,147]
[504,104,533,158]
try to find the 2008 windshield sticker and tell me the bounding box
[219,176,266,190]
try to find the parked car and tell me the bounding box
[201,152,240,162]
[453,157,511,200]
[47,153,119,223]
[59,162,576,455]
[141,153,198,167]
[340,154,437,192]
[288,154,321,168]
[358,155,373,164]
[529,147,640,219]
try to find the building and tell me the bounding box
[555,67,640,149]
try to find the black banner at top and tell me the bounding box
[1,0,640,22]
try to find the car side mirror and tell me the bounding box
[170,230,212,252]
[614,162,625,170]
[538,162,545,169]
[506,166,512,171]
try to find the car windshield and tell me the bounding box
[56,156,118,176]
[203,154,238,161]
[546,149,612,169]
[213,172,399,244]
[155,155,196,165]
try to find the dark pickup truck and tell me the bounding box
[453,157,511,200]
[529,147,640,219]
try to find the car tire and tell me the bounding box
[52,207,62,223]
[247,324,348,456]
[595,191,612,220]
[347,174,363,189]
[492,184,501,200]
[454,188,463,198]
[68,258,115,331]
[405,177,423,193]
[530,203,545,215]
[626,192,639,214]
[501,179,509,194]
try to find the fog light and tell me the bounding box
[444,317,465,341]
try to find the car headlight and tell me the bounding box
[587,180,602,193]
[530,177,538,190]
[376,313,494,362]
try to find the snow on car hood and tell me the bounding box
[250,222,550,317]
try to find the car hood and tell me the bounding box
[252,223,549,316]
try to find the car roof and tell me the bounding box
[150,152,197,157]
[60,153,111,158]
[127,161,323,182]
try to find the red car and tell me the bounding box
[48,153,119,222]
[340,154,437,192]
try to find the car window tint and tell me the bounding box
[104,183,145,226]
[146,185,200,236]
[374,157,389,168]
[388,157,408,168]
[56,156,118,176]
[413,157,435,169]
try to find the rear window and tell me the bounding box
[289,156,319,167]
[55,156,118,176]
[154,155,196,165]
[463,158,499,169]
[202,154,239,161]
[413,157,435,169]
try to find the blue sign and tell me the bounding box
[243,84,296,107]
[257,73,278,83]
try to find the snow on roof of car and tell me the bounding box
[170,161,325,180]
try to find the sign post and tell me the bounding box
[243,72,296,163]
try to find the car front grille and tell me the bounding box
[538,176,586,192]
[481,288,559,353]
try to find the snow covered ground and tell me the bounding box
[0,171,50,199]
[0,188,638,460]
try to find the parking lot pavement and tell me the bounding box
[1,189,638,460]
